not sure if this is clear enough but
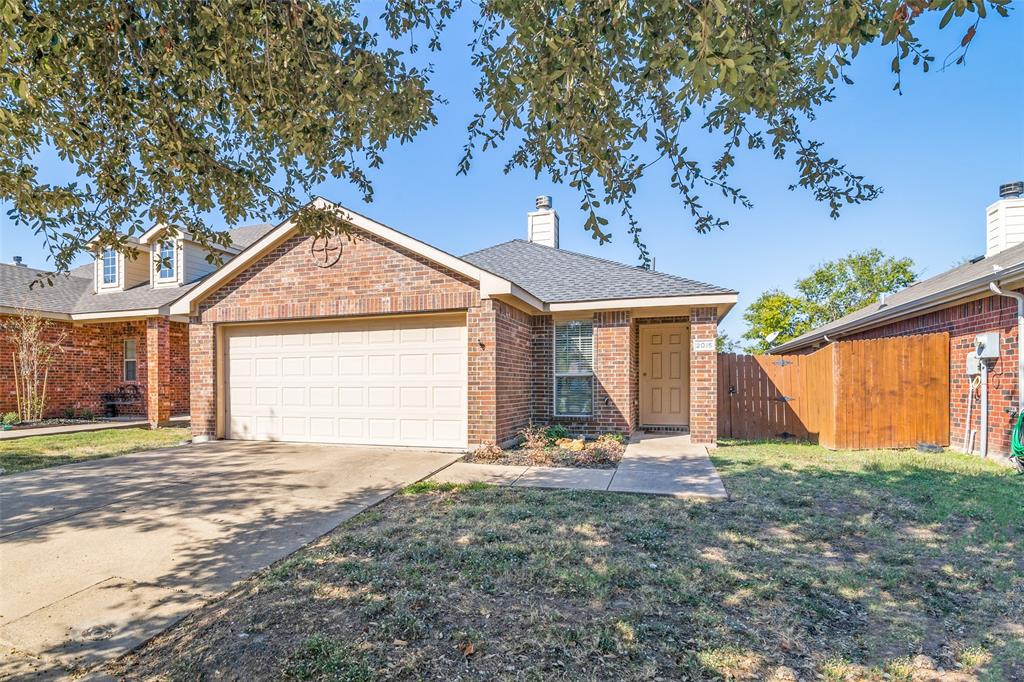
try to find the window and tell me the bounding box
[124,339,137,381]
[158,240,176,279]
[102,249,117,285]
[554,320,594,416]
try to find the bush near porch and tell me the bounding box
[464,424,627,469]
[115,441,1024,681]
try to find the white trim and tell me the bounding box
[0,306,71,320]
[70,308,162,321]
[547,293,737,312]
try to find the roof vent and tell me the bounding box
[986,181,1024,258]
[1000,181,1024,199]
[527,196,559,249]
[9,256,26,267]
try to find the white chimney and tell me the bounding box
[527,195,559,248]
[985,181,1024,258]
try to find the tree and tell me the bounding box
[716,333,740,354]
[2,311,67,421]
[742,249,916,353]
[2,1,1007,273]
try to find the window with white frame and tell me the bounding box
[102,249,118,285]
[554,319,594,416]
[158,240,176,280]
[124,339,137,381]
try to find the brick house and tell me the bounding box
[166,196,737,448]
[0,224,274,425]
[771,182,1024,458]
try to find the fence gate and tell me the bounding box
[718,333,949,450]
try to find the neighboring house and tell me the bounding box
[166,196,737,448]
[0,224,274,423]
[772,182,1024,456]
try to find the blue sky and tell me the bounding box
[1,9,1021,342]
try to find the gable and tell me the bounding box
[197,229,481,323]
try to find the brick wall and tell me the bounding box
[689,307,719,444]
[845,292,1022,455]
[495,301,533,444]
[0,315,188,421]
[192,228,483,440]
[531,312,634,436]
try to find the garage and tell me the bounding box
[224,314,467,448]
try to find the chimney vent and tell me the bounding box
[527,196,559,248]
[986,181,1024,258]
[10,256,25,267]
[1000,181,1024,199]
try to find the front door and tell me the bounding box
[640,323,689,427]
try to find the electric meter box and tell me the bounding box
[966,351,983,376]
[975,332,1000,359]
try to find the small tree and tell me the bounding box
[2,311,67,421]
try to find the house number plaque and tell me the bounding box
[692,339,714,352]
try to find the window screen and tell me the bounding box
[554,320,593,416]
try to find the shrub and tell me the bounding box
[80,409,95,420]
[63,407,76,419]
[520,424,551,450]
[543,424,570,443]
[2,412,20,426]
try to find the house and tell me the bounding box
[168,196,736,448]
[2,196,736,448]
[0,224,275,423]
[771,181,1024,457]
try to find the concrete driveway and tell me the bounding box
[0,441,460,675]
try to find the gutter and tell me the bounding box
[771,260,1024,353]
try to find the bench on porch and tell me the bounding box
[100,384,142,418]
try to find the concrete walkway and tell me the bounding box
[0,441,460,677]
[0,415,189,441]
[431,433,728,499]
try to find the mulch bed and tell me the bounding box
[463,430,626,469]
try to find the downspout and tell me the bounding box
[989,281,1024,413]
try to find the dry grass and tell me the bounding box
[113,441,1024,681]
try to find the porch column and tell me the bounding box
[189,320,217,441]
[146,317,172,427]
[467,301,498,447]
[689,307,718,445]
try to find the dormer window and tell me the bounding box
[158,241,176,280]
[102,249,118,285]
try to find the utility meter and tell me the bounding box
[975,332,1000,359]
[966,351,983,376]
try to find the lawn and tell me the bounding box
[114,441,1023,681]
[0,427,191,475]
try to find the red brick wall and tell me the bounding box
[689,307,719,444]
[845,292,1022,455]
[0,315,188,420]
[531,312,634,436]
[191,228,483,440]
[495,301,533,444]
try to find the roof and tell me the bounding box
[461,239,736,303]
[0,224,276,317]
[771,242,1024,353]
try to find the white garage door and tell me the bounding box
[225,314,467,448]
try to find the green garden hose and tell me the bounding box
[1011,411,1024,473]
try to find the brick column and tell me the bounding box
[190,320,217,440]
[594,311,634,433]
[467,301,497,447]
[689,307,718,445]
[146,317,172,427]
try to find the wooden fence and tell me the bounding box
[718,333,949,449]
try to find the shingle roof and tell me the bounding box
[462,239,735,303]
[772,241,1024,353]
[1,224,275,316]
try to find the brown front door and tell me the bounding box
[640,324,689,426]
